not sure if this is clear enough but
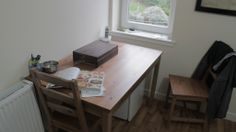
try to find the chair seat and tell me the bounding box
[169,74,208,100]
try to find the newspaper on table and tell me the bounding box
[77,70,105,97]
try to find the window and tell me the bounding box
[121,0,176,35]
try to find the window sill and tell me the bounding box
[111,29,175,46]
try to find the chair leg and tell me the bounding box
[203,102,208,132]
[47,125,54,132]
[52,127,59,132]
[203,114,208,132]
[168,97,176,127]
[183,101,187,109]
[165,83,171,108]
[196,102,201,112]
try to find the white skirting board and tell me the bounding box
[226,112,236,122]
[226,88,236,122]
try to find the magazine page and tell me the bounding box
[77,70,105,97]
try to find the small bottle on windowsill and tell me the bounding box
[100,26,111,42]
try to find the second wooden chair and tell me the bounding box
[165,67,217,130]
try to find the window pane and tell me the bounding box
[128,0,170,26]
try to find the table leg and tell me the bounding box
[102,111,112,132]
[203,114,208,132]
[168,97,176,127]
[150,58,161,100]
[165,83,171,108]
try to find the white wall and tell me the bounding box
[0,0,108,90]
[112,0,236,120]
[227,89,236,121]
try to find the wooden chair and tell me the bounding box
[165,67,217,130]
[31,69,100,132]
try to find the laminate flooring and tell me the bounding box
[109,100,236,132]
[59,99,236,132]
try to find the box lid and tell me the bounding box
[74,40,118,58]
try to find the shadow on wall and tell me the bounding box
[157,77,169,99]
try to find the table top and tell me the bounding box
[58,41,162,111]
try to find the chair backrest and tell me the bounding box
[31,69,89,132]
[201,66,218,88]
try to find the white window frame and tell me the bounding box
[121,0,176,35]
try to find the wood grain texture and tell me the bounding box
[73,40,118,67]
[114,100,236,132]
[167,70,213,131]
[59,42,162,112]
[57,41,162,132]
[59,100,235,132]
[169,74,208,99]
[31,70,100,132]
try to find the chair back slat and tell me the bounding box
[201,66,218,87]
[47,102,77,117]
[30,69,89,132]
[208,68,217,80]
[41,88,74,105]
[34,71,72,88]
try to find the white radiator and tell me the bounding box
[0,80,44,132]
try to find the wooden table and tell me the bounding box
[58,41,162,132]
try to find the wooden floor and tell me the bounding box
[59,99,236,132]
[108,100,236,132]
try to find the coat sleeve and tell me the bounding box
[207,57,236,119]
[191,41,233,80]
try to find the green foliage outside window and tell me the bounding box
[129,0,170,16]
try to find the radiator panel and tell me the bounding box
[0,82,44,132]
